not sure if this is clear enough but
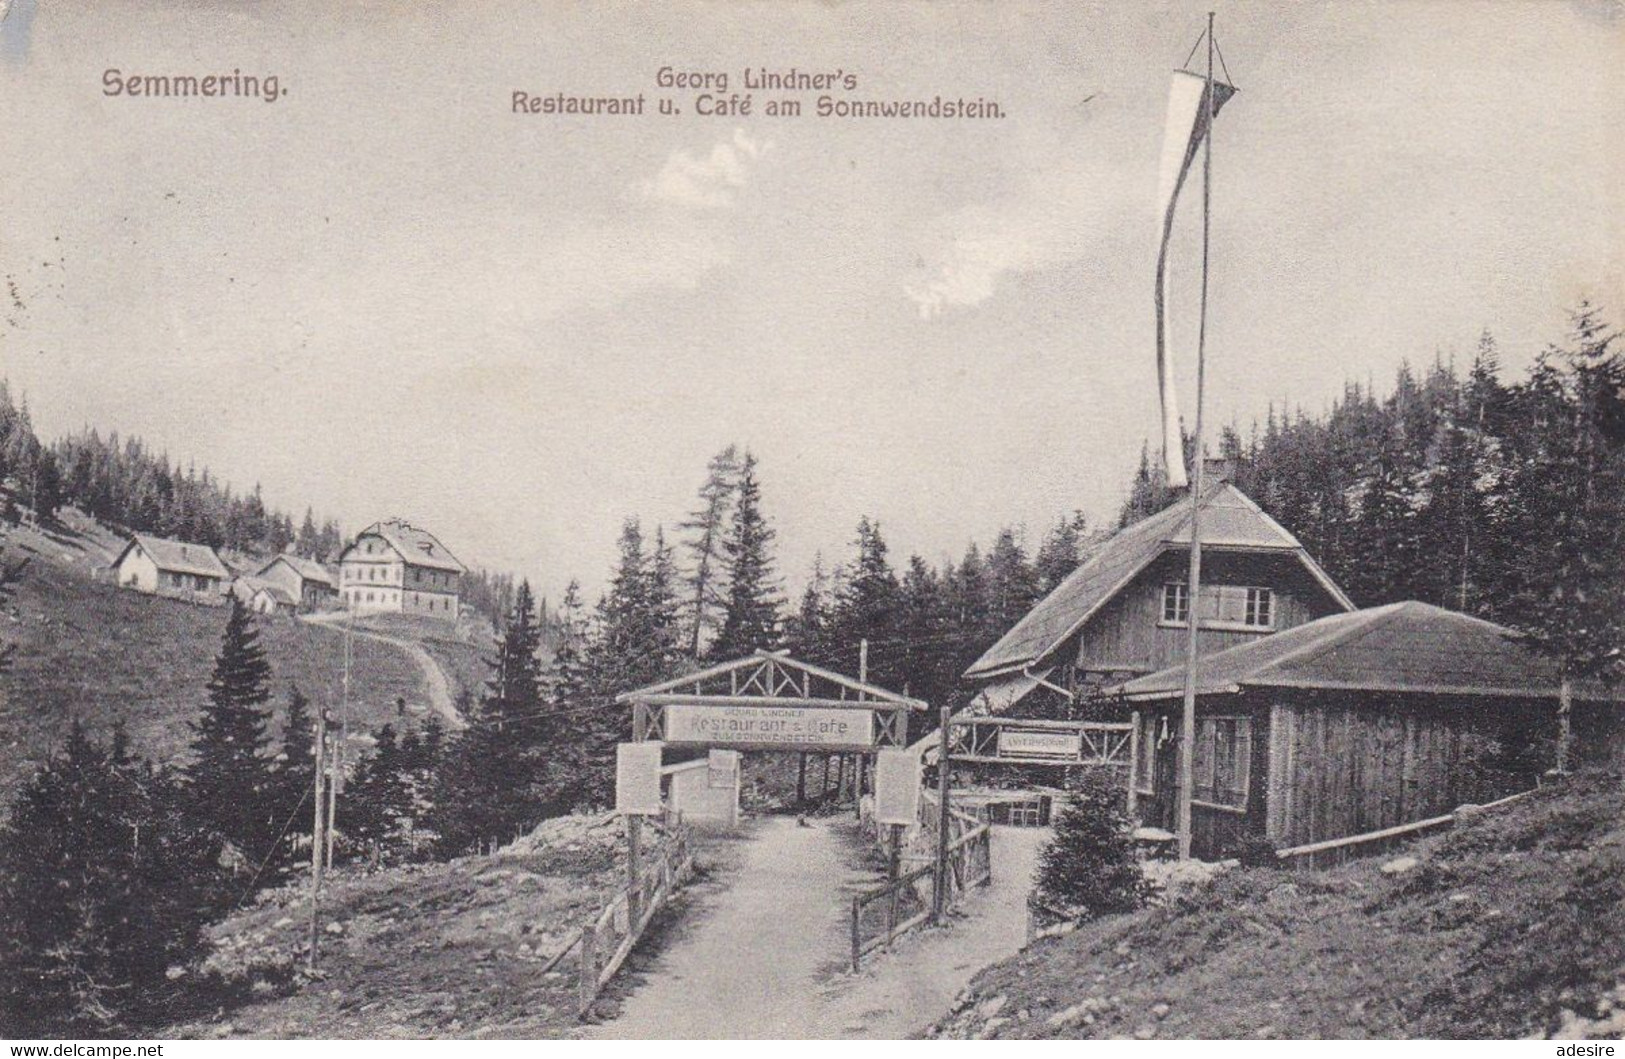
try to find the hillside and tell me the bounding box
[162,814,731,1039]
[0,514,481,793]
[926,769,1625,1040]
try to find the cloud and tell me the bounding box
[637,129,770,210]
[904,161,1136,320]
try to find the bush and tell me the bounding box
[1033,772,1151,920]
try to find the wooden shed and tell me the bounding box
[1114,601,1624,860]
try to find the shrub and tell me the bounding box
[1033,772,1151,919]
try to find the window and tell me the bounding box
[1161,584,1274,631]
[1192,716,1252,810]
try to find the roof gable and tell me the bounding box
[963,484,1353,679]
[117,534,230,580]
[342,519,465,573]
[259,554,334,587]
[1116,601,1624,704]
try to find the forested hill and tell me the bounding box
[1118,305,1624,686]
[0,382,521,625]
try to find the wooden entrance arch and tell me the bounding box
[616,649,926,753]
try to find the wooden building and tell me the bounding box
[1115,601,1625,859]
[256,553,339,612]
[338,519,464,620]
[963,482,1354,714]
[111,534,229,604]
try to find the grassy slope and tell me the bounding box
[0,517,431,792]
[164,817,741,1039]
[928,769,1625,1040]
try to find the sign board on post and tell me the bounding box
[874,747,920,826]
[707,749,740,790]
[615,741,664,815]
[664,703,874,749]
[999,729,1082,760]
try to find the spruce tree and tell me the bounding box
[0,723,215,1034]
[185,597,277,875]
[273,685,317,857]
[1033,772,1149,920]
[439,582,547,854]
[680,444,740,659]
[710,452,782,659]
[1034,510,1089,594]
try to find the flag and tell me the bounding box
[1155,68,1236,488]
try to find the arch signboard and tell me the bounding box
[616,650,925,754]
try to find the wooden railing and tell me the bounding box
[1274,789,1534,870]
[848,791,992,970]
[572,818,694,1017]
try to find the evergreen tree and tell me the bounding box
[710,452,781,659]
[985,527,1038,632]
[831,517,901,684]
[1034,510,1089,594]
[274,686,317,855]
[680,444,740,659]
[783,554,836,664]
[1032,771,1149,920]
[438,582,547,854]
[0,723,216,1034]
[184,597,278,878]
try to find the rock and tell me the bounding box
[325,921,345,935]
[1046,1004,1087,1030]
[1380,856,1419,875]
[1257,1024,1280,1039]
[1133,1024,1157,1039]
[976,995,1008,1020]
[1151,1002,1172,1020]
[1113,941,1132,956]
[977,1017,1009,1039]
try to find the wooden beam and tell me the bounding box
[631,693,886,711]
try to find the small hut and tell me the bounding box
[1114,601,1623,859]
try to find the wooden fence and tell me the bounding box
[1273,788,1534,870]
[569,818,694,1017]
[848,791,992,970]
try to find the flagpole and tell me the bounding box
[1176,11,1216,862]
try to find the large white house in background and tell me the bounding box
[112,534,231,603]
[338,519,464,620]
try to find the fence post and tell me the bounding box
[626,814,643,931]
[577,918,599,1018]
[933,703,952,923]
[850,895,862,972]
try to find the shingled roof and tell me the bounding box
[1115,600,1625,704]
[964,483,1354,680]
[115,534,230,580]
[348,519,465,573]
[258,553,335,587]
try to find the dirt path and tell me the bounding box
[592,818,1048,1040]
[300,613,463,728]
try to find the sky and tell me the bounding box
[1,0,1621,604]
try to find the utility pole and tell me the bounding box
[328,608,353,867]
[308,706,328,972]
[1176,11,1217,862]
[856,639,869,815]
